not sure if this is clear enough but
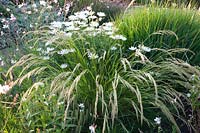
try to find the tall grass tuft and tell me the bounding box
[116,7,200,65]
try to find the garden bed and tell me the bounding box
[0,0,200,132]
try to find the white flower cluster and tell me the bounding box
[129,45,151,52]
[46,7,127,61]
[32,8,127,64]
[18,0,57,15]
[48,7,126,41]
[57,48,75,55]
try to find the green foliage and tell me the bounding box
[116,7,200,65]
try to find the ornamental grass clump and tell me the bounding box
[4,8,200,132]
[136,0,200,7]
[116,7,200,65]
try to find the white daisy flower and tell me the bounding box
[171,98,177,104]
[129,46,137,51]
[11,59,17,64]
[57,101,64,105]
[30,24,33,28]
[110,35,127,41]
[50,21,63,29]
[103,22,113,27]
[57,11,62,16]
[6,8,10,12]
[154,117,161,125]
[3,24,9,29]
[78,103,85,108]
[57,48,75,55]
[186,93,191,98]
[97,12,106,17]
[63,21,74,27]
[26,11,32,14]
[78,103,85,112]
[1,31,4,36]
[43,101,48,106]
[62,32,73,38]
[139,45,151,52]
[102,22,114,31]
[89,124,97,133]
[75,11,89,20]
[88,52,99,60]
[46,47,55,54]
[68,15,78,21]
[0,84,11,94]
[39,0,46,6]
[18,3,25,8]
[110,46,117,51]
[10,14,16,21]
[190,74,196,81]
[0,61,4,66]
[66,26,80,31]
[105,31,114,35]
[60,64,68,69]
[47,5,53,9]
